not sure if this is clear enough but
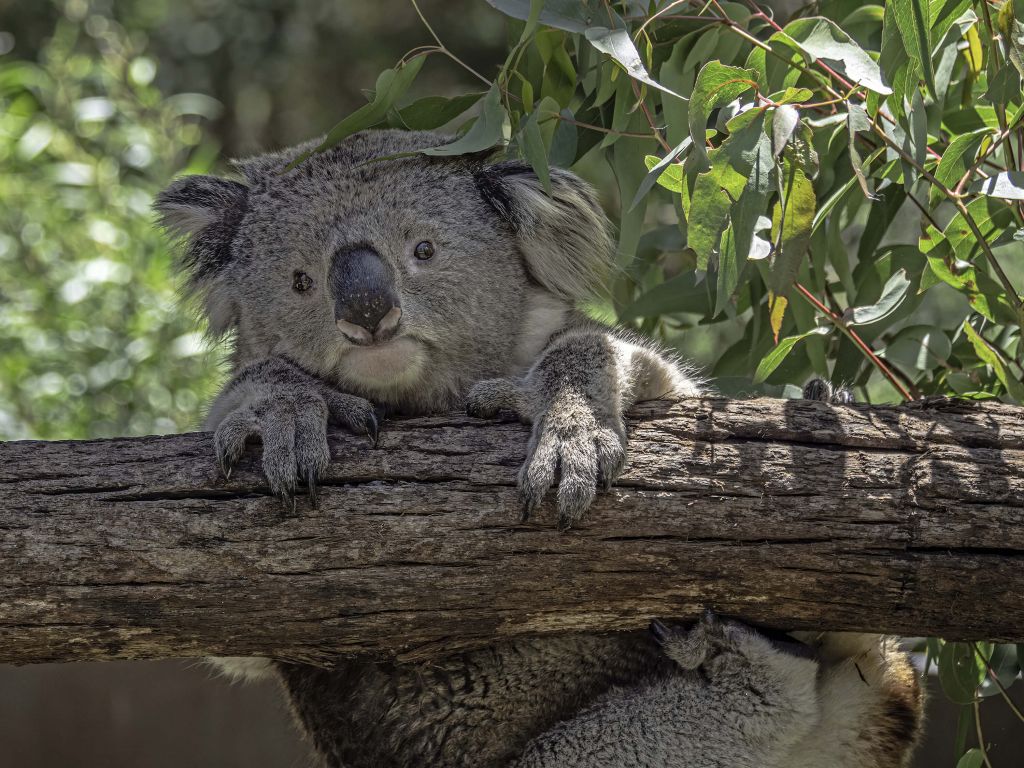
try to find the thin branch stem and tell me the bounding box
[537,111,659,139]
[629,79,673,152]
[409,0,493,87]
[794,282,917,401]
[973,699,995,768]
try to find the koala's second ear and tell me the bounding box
[475,162,612,303]
[154,174,248,283]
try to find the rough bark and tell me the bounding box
[1,396,1023,666]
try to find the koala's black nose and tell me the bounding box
[330,247,402,345]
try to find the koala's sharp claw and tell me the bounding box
[306,474,319,509]
[279,492,296,515]
[649,619,670,645]
[224,464,233,481]
[520,495,536,523]
[366,413,379,448]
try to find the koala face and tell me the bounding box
[156,130,611,412]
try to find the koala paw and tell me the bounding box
[214,388,376,513]
[519,406,627,530]
[803,378,855,404]
[466,378,524,419]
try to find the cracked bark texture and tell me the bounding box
[1,396,1023,666]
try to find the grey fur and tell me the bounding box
[156,130,921,767]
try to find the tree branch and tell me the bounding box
[2,396,1023,666]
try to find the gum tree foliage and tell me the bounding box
[301,0,1024,763]
[0,16,224,439]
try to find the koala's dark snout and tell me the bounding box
[330,246,402,345]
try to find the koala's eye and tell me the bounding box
[292,271,314,292]
[413,241,435,261]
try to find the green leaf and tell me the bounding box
[770,87,814,104]
[520,111,551,195]
[774,17,892,95]
[289,56,426,167]
[963,321,1024,400]
[754,327,830,383]
[770,162,816,297]
[892,0,937,98]
[934,128,989,190]
[844,269,910,325]
[688,151,747,269]
[395,92,483,130]
[585,26,685,100]
[421,85,508,156]
[939,641,985,704]
[771,105,800,157]
[969,171,1024,200]
[632,138,691,209]
[688,61,760,170]
[956,749,985,768]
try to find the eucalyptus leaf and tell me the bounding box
[843,269,910,325]
[754,327,830,383]
[771,105,800,157]
[774,17,892,95]
[289,56,426,167]
[585,26,685,100]
[421,85,508,156]
[969,171,1024,200]
[631,137,691,210]
[688,61,760,170]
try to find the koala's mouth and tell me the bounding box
[340,336,427,390]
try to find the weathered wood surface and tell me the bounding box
[1,396,1023,665]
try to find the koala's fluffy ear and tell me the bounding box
[475,162,613,303]
[154,174,248,334]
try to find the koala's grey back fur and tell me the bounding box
[156,129,921,768]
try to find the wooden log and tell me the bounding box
[1,396,1022,666]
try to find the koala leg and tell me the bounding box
[207,356,377,511]
[784,633,923,768]
[512,614,821,768]
[466,325,701,530]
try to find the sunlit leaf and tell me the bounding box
[770,162,816,297]
[689,61,760,170]
[969,171,1024,200]
[753,327,830,383]
[771,105,800,157]
[891,0,936,98]
[585,26,685,99]
[774,17,892,95]
[632,138,691,209]
[843,269,910,325]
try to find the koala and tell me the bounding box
[155,130,921,767]
[513,614,922,768]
